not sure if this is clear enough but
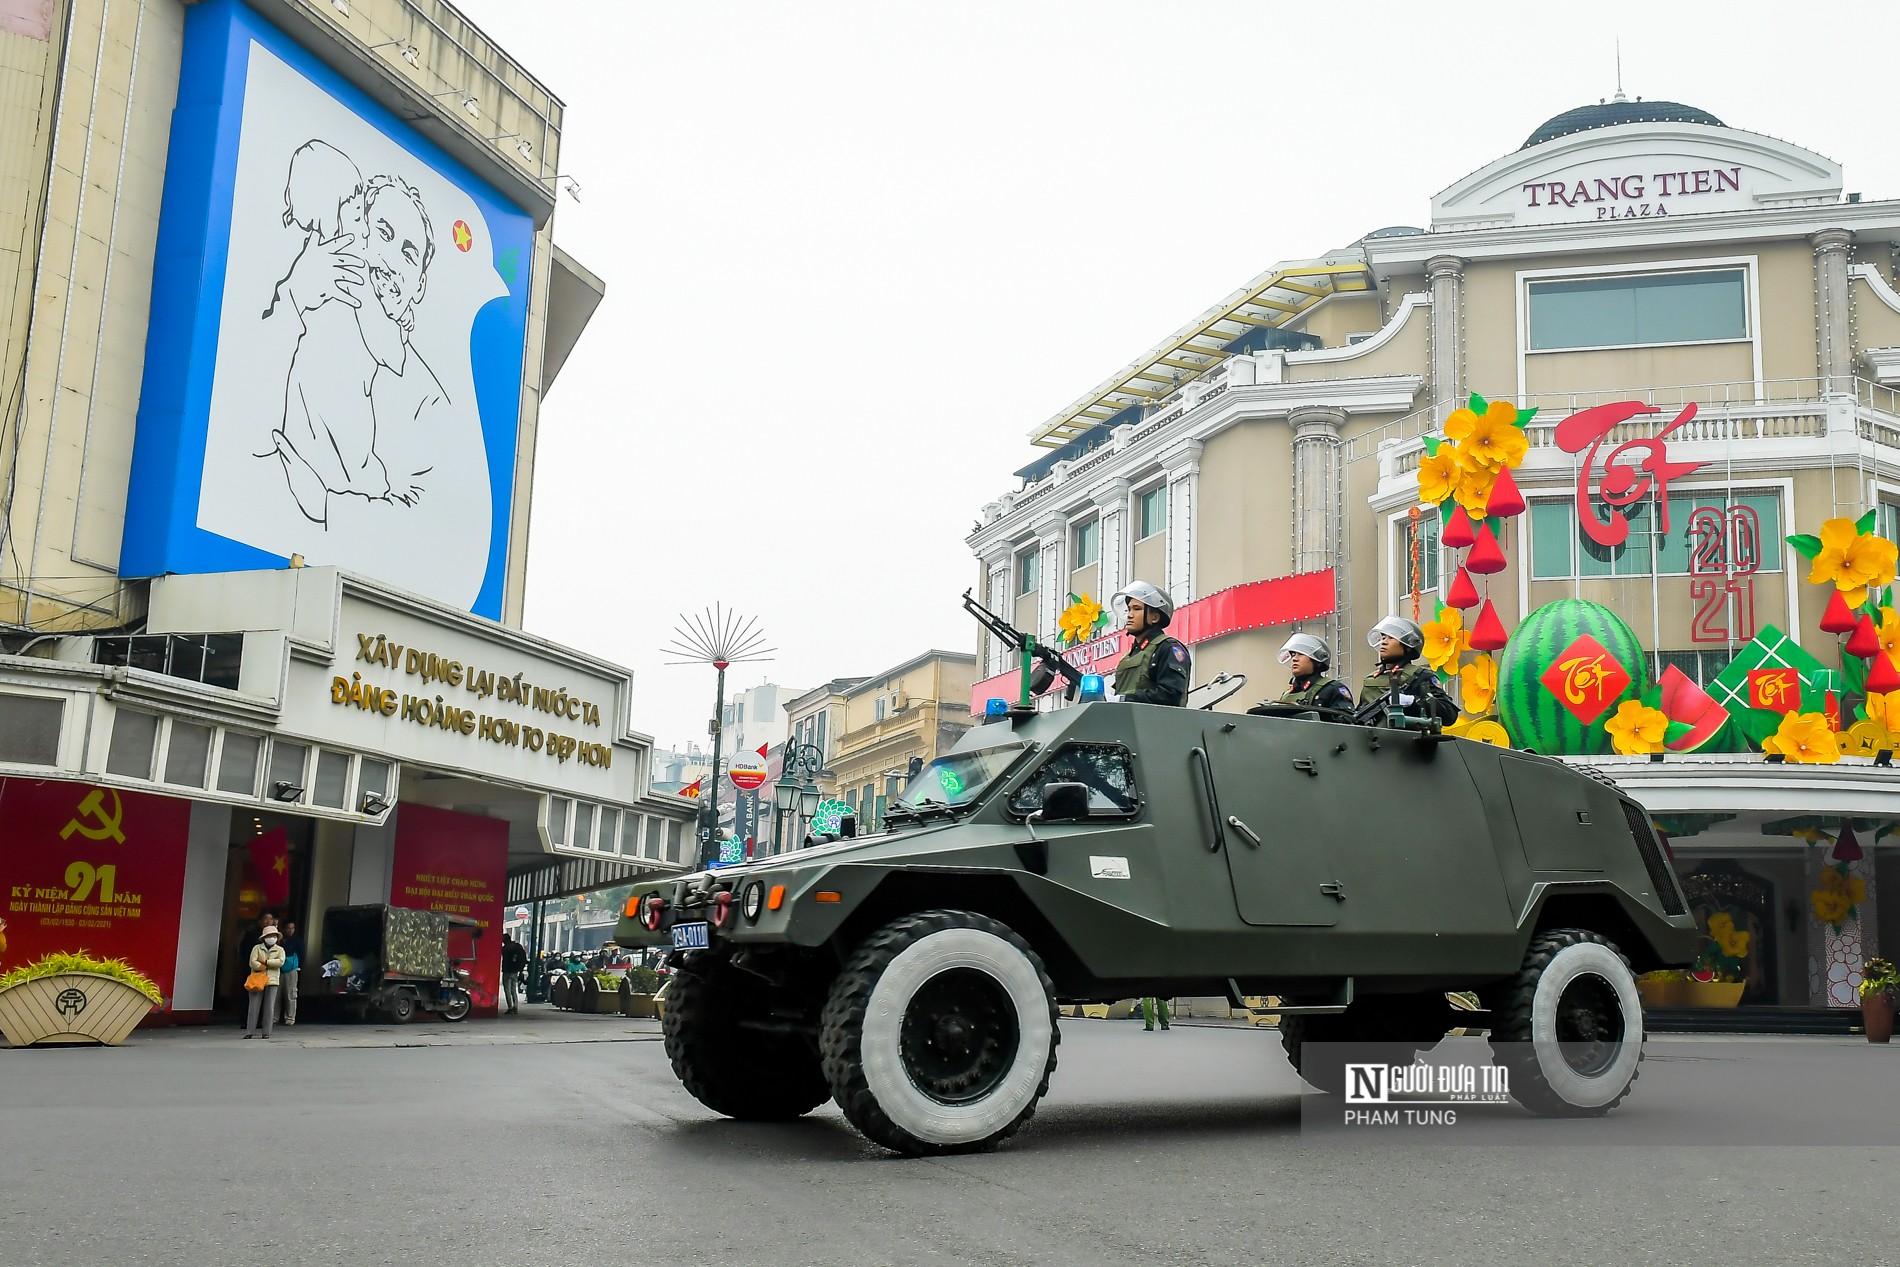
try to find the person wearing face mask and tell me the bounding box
[244,927,288,1040]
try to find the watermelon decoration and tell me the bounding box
[1656,665,1729,752]
[1497,599,1648,755]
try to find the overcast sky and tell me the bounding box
[454,0,1900,751]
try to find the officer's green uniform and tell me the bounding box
[1113,632,1191,706]
[1359,660,1457,725]
[1278,673,1354,712]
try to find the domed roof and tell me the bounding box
[1523,97,1725,149]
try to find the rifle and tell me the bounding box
[961,589,1087,704]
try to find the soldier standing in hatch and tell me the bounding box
[1106,581,1191,706]
[1360,615,1457,725]
[1272,632,1354,712]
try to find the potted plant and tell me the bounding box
[619,967,662,1018]
[1860,958,1897,1044]
[0,951,164,1047]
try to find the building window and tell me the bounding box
[1879,500,1900,549]
[312,749,351,808]
[815,711,827,757]
[1655,649,1737,688]
[1529,490,1783,579]
[106,709,160,780]
[875,696,888,722]
[217,733,262,795]
[164,722,212,788]
[1527,268,1747,352]
[1072,518,1099,568]
[1017,548,1040,595]
[0,694,62,766]
[1138,486,1167,539]
[1395,513,1441,597]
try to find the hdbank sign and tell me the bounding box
[123,0,532,618]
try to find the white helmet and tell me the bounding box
[1111,581,1174,628]
[1278,632,1331,668]
[1368,615,1424,652]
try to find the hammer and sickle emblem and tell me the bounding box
[60,788,126,844]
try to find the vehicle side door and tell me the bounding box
[1197,719,1340,926]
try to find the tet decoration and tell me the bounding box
[1057,592,1108,647]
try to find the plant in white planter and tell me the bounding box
[0,951,164,1047]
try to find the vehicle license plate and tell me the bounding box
[671,921,710,950]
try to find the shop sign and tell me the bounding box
[1519,165,1744,222]
[727,746,769,791]
[1555,401,1709,549]
[0,781,192,1002]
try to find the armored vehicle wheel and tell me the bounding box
[820,910,1059,1156]
[1278,1004,1431,1097]
[662,954,830,1121]
[1488,929,1644,1117]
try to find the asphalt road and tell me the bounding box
[4,1016,1896,1267]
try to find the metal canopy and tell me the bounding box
[1029,258,1375,448]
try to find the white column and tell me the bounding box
[983,551,1012,676]
[1426,255,1466,416]
[1811,228,1853,395]
[1290,406,1346,652]
[1161,440,1202,606]
[1034,513,1067,639]
[1092,478,1131,600]
[172,802,233,1012]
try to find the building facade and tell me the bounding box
[0,0,689,1022]
[968,95,1900,1016]
[826,651,977,835]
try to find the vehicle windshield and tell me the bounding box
[893,744,1027,812]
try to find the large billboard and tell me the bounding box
[123,0,534,618]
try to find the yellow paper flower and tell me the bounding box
[1421,607,1468,673]
[1451,464,1494,520]
[1604,699,1669,755]
[1867,690,1900,731]
[1057,593,1106,647]
[1417,447,1463,505]
[1446,716,1511,746]
[1762,711,1841,763]
[1443,407,1480,442]
[1808,518,1899,609]
[1877,607,1900,662]
[1811,887,1852,926]
[1818,867,1847,893]
[1455,412,1530,473]
[1460,654,1498,715]
[1484,400,1520,429]
[1707,912,1751,959]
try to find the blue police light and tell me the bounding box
[985,698,1011,717]
[1080,674,1106,700]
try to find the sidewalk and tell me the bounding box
[95,1002,662,1051]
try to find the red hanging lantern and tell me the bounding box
[1442,504,1477,550]
[1445,566,1481,610]
[1485,466,1526,518]
[1846,613,1881,659]
[1820,588,1859,635]
[1469,599,1509,651]
[1466,521,1507,575]
[1867,651,1900,694]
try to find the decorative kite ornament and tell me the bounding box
[1444,565,1481,610]
[1442,504,1477,551]
[1466,521,1507,575]
[1484,466,1526,518]
[1820,588,1859,636]
[1469,600,1509,652]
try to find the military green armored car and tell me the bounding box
[616,700,1699,1156]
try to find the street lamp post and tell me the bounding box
[773,742,826,853]
[663,605,773,869]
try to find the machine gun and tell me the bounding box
[961,589,1087,705]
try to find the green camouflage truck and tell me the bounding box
[616,699,1699,1156]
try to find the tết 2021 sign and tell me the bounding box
[123,0,534,618]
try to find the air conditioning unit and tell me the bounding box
[889,693,909,712]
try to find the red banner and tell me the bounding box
[0,779,192,1003]
[971,569,1337,710]
[247,827,291,908]
[390,804,507,1016]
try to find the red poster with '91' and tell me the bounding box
[390,803,507,1016]
[0,779,192,1002]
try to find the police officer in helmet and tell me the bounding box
[1272,632,1354,713]
[1107,581,1191,706]
[1360,615,1457,725]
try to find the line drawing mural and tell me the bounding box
[195,42,515,612]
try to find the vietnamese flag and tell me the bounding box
[248,827,291,908]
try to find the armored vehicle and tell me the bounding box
[616,700,1699,1156]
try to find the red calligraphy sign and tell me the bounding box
[1554,401,1709,547]
[1537,634,1632,725]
